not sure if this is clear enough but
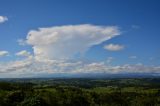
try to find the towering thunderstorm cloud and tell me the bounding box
[26,24,120,60]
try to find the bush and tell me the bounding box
[19,95,47,106]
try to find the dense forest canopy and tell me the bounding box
[0,78,160,106]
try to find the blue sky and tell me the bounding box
[0,0,160,77]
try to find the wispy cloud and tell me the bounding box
[106,57,114,64]
[129,56,137,59]
[131,25,140,29]
[104,44,124,51]
[17,39,27,46]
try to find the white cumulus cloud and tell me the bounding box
[0,16,8,23]
[24,24,120,60]
[104,44,124,51]
[16,50,31,57]
[0,57,160,77]
[0,51,9,57]
[1,24,159,77]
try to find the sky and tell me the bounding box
[0,0,160,78]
